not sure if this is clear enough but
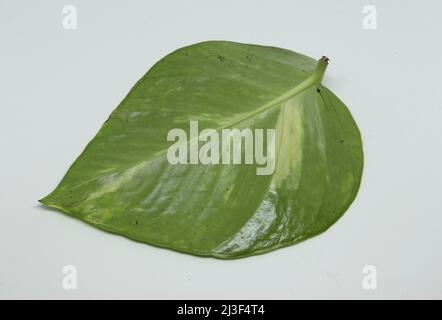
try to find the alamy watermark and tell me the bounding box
[362,264,377,290]
[362,5,377,30]
[62,265,77,290]
[167,121,276,175]
[62,5,77,30]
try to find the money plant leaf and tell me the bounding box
[40,41,363,259]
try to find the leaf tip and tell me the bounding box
[320,56,330,65]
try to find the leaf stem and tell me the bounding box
[258,56,329,107]
[313,56,329,84]
[219,56,330,129]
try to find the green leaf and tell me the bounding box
[40,41,363,259]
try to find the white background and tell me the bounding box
[1,0,441,299]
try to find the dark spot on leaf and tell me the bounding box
[218,55,225,62]
[316,88,321,93]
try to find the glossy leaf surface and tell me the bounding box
[41,41,363,259]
